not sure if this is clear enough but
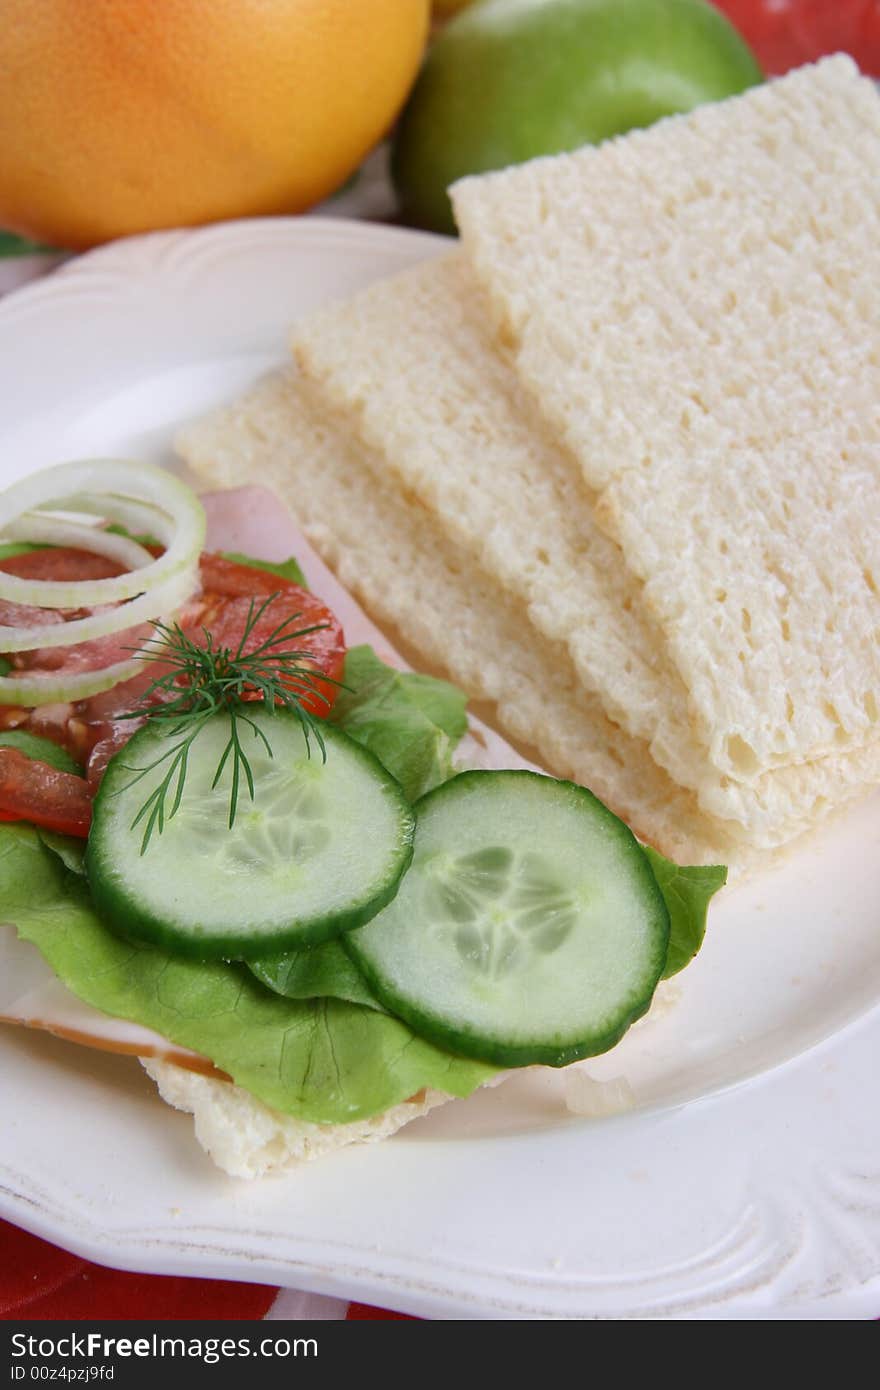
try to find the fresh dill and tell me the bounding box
[118,594,340,853]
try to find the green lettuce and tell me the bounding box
[0,730,83,777]
[249,940,385,1012]
[643,847,727,979]
[104,540,309,589]
[219,551,308,590]
[0,824,495,1123]
[37,828,87,877]
[0,541,47,560]
[329,644,468,802]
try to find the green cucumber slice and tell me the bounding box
[86,708,415,959]
[344,770,670,1068]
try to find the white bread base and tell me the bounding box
[177,369,879,863]
[452,57,880,779]
[142,1057,454,1179]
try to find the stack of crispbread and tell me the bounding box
[178,55,880,876]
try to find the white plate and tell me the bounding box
[1,218,879,1321]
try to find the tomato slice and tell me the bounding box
[184,557,346,718]
[0,546,134,672]
[0,548,122,583]
[196,553,300,599]
[0,548,347,835]
[0,748,92,838]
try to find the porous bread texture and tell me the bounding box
[452,55,880,781]
[142,1057,449,1178]
[292,255,690,775]
[176,369,751,869]
[177,371,873,864]
[290,251,880,838]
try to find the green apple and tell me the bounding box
[393,0,763,233]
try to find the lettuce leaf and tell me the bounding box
[249,940,385,1012]
[0,730,83,777]
[219,551,308,590]
[105,539,310,589]
[329,645,468,802]
[105,523,162,548]
[37,828,86,877]
[0,541,48,559]
[0,824,496,1123]
[643,847,727,979]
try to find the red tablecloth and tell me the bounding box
[0,1219,407,1321]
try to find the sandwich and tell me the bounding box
[0,468,721,1178]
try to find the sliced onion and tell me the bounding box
[0,658,146,707]
[0,561,195,656]
[0,460,206,707]
[0,460,205,609]
[62,492,175,545]
[4,514,154,571]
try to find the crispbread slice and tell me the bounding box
[175,370,749,867]
[177,369,878,865]
[452,56,880,781]
[142,1058,452,1179]
[291,254,700,781]
[289,251,880,837]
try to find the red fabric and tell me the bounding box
[346,1303,414,1321]
[0,1218,409,1319]
[713,0,880,75]
[0,1219,277,1321]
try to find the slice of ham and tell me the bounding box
[0,486,537,1074]
[0,932,228,1079]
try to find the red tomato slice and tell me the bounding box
[0,748,92,838]
[0,549,122,583]
[196,553,301,598]
[0,548,347,835]
[0,544,120,633]
[0,547,130,668]
[184,557,346,718]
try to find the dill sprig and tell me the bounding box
[118,594,341,853]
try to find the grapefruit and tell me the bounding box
[0,0,430,248]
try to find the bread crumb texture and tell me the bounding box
[177,58,880,874]
[179,370,802,873]
[142,1056,450,1178]
[452,56,880,778]
[288,247,880,838]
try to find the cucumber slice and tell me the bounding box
[345,770,670,1068]
[86,708,415,959]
